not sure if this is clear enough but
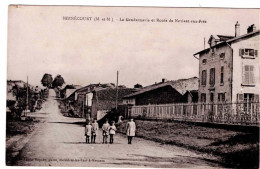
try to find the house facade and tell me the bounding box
[123,77,199,106]
[194,22,260,105]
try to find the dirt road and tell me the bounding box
[11,90,222,168]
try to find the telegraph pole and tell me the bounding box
[83,95,85,118]
[26,76,29,116]
[204,37,206,49]
[115,71,119,111]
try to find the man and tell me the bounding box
[85,121,92,144]
[91,119,99,143]
[126,118,136,144]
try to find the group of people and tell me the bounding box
[84,118,136,144]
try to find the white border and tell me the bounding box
[1,1,259,169]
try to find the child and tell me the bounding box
[109,121,117,144]
[102,120,110,144]
[91,119,99,143]
[85,121,92,144]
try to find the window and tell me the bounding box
[244,93,254,113]
[220,66,224,85]
[201,93,206,110]
[202,59,207,64]
[211,47,215,54]
[218,93,225,102]
[220,53,225,59]
[201,70,207,86]
[201,93,206,103]
[239,48,258,58]
[237,93,259,114]
[242,65,255,85]
[209,68,215,86]
[210,93,214,102]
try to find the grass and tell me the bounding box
[6,119,37,139]
[117,119,259,168]
[6,118,40,165]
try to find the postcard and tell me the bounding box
[6,5,260,168]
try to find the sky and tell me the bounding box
[7,6,259,88]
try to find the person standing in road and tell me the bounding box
[102,120,110,144]
[126,118,136,144]
[109,121,117,144]
[85,121,92,144]
[91,119,99,144]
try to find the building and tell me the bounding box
[91,87,138,120]
[60,84,82,98]
[123,77,199,106]
[194,22,260,106]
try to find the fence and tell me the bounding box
[128,101,260,126]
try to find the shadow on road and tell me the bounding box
[104,154,222,168]
[61,142,122,145]
[48,121,86,126]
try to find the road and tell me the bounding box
[13,89,222,168]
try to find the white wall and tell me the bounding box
[232,34,260,101]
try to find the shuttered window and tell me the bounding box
[239,48,258,58]
[201,93,206,102]
[218,93,225,102]
[242,65,255,85]
[209,68,215,86]
[220,66,224,84]
[201,70,207,86]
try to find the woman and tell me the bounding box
[126,118,136,144]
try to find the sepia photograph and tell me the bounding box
[5,5,260,168]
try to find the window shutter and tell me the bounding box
[242,65,246,84]
[244,65,250,85]
[239,49,244,56]
[254,94,259,102]
[250,66,255,84]
[213,68,215,85]
[237,94,244,102]
[205,70,207,85]
[255,50,258,57]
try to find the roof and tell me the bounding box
[76,83,115,94]
[123,77,199,98]
[209,34,234,42]
[194,29,260,55]
[66,89,77,98]
[62,84,82,91]
[94,87,138,110]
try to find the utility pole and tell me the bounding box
[26,76,29,117]
[204,37,206,49]
[83,95,85,118]
[115,71,119,111]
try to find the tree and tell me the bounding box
[52,75,65,88]
[41,73,53,88]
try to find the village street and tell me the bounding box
[13,90,221,168]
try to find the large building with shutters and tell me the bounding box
[194,22,259,105]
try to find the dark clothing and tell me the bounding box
[110,134,114,144]
[91,135,96,143]
[128,136,133,144]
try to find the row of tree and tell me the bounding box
[41,74,65,88]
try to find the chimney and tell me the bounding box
[162,78,167,83]
[235,21,240,37]
[247,24,256,33]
